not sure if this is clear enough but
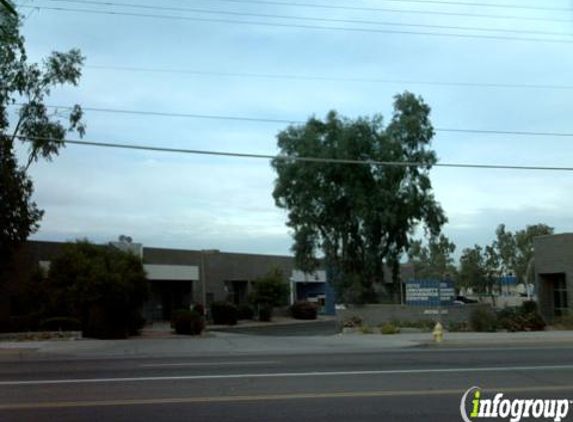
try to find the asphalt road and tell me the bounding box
[2,344,573,421]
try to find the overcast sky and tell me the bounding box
[12,0,573,258]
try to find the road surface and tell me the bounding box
[2,344,573,421]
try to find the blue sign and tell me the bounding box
[499,276,517,285]
[405,279,455,306]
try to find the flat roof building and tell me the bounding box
[534,233,573,322]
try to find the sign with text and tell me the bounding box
[405,279,455,306]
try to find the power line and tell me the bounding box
[87,64,573,92]
[36,0,573,37]
[37,105,573,138]
[16,135,573,172]
[206,0,572,23]
[354,0,572,12]
[21,5,573,43]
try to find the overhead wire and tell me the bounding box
[86,65,573,91]
[31,105,573,138]
[15,135,573,172]
[198,0,573,23]
[339,0,573,12]
[18,5,573,43]
[33,0,573,37]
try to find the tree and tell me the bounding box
[272,92,446,303]
[0,16,85,270]
[483,244,501,301]
[494,224,516,277]
[48,240,149,339]
[250,267,290,321]
[458,245,487,294]
[1,0,16,16]
[458,223,554,298]
[408,233,457,280]
[514,224,553,284]
[493,223,553,284]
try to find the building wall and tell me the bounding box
[203,252,295,304]
[4,240,416,323]
[533,233,573,322]
[143,247,295,306]
[337,304,491,327]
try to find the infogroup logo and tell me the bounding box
[460,387,571,422]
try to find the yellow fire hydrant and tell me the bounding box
[433,322,444,343]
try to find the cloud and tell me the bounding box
[17,3,573,261]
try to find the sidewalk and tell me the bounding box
[1,330,573,360]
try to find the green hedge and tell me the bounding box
[211,301,239,325]
[470,307,498,332]
[238,305,255,320]
[40,317,81,331]
[173,310,205,335]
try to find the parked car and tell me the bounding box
[455,295,478,304]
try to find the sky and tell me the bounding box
[10,0,573,259]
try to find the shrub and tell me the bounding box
[390,319,435,332]
[238,305,255,320]
[211,301,239,325]
[342,315,363,328]
[380,322,400,335]
[47,240,149,339]
[447,321,470,332]
[496,303,546,332]
[249,267,290,322]
[128,312,146,336]
[40,317,81,331]
[521,312,546,331]
[173,310,205,335]
[359,325,373,334]
[171,309,189,328]
[192,303,205,316]
[497,307,522,332]
[7,314,40,332]
[470,307,498,332]
[555,313,573,329]
[258,306,272,322]
[522,300,538,314]
[290,301,318,320]
[84,303,129,339]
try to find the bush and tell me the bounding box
[380,322,400,335]
[40,317,81,332]
[171,309,189,328]
[555,313,573,329]
[258,306,272,322]
[173,310,205,335]
[522,300,538,314]
[128,312,146,336]
[290,301,318,320]
[390,319,435,332]
[447,321,470,332]
[249,267,290,322]
[359,325,374,334]
[211,301,239,325]
[238,305,255,320]
[6,314,40,332]
[496,303,546,332]
[470,307,498,332]
[47,240,149,339]
[342,315,363,328]
[521,312,546,331]
[84,303,129,339]
[192,302,205,316]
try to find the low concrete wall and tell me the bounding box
[337,304,491,326]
